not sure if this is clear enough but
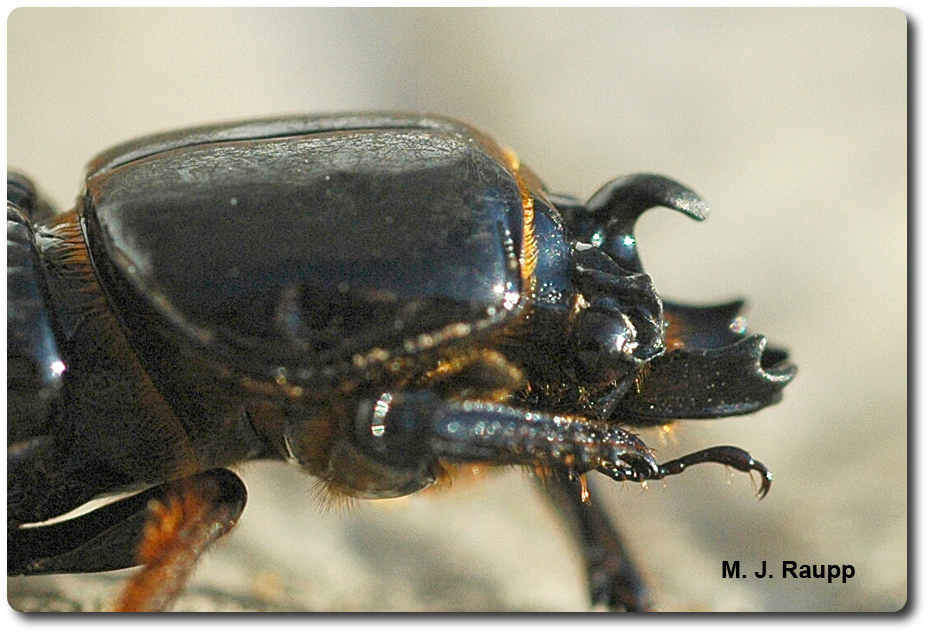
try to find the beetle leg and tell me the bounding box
[408,395,657,480]
[419,396,768,490]
[113,468,246,612]
[9,468,246,610]
[359,392,771,498]
[538,472,652,611]
[9,478,169,576]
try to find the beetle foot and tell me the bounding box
[590,434,771,499]
[592,430,660,483]
[656,445,773,499]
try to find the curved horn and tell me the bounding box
[585,174,709,273]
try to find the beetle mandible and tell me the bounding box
[7,113,795,611]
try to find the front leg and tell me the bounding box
[336,391,773,612]
[353,392,770,492]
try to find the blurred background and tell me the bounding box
[7,8,906,612]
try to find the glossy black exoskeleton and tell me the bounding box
[7,113,795,611]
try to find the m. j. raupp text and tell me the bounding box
[722,560,855,583]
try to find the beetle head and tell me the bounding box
[567,247,667,393]
[571,295,663,390]
[554,174,709,395]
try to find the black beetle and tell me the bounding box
[7,113,795,611]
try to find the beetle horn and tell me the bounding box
[585,174,709,273]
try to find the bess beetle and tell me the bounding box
[7,113,795,611]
